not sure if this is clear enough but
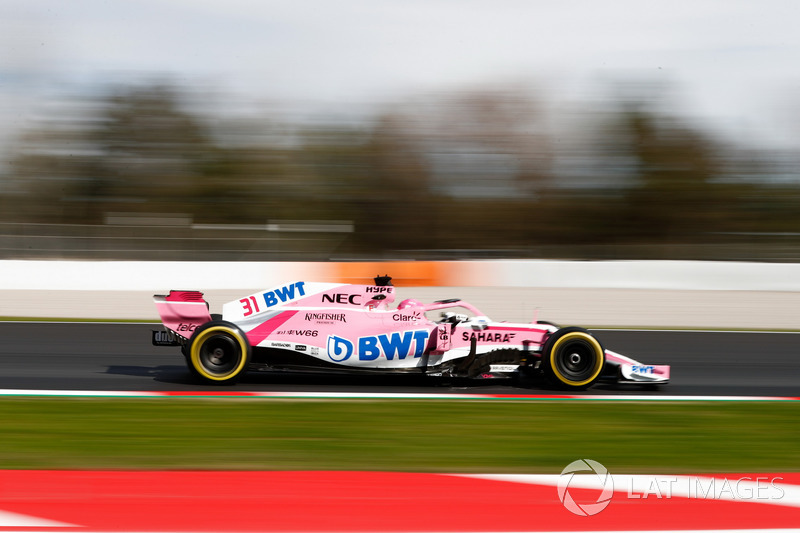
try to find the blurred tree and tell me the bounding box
[533,104,732,251]
[358,113,437,253]
[347,87,552,254]
[4,80,800,260]
[621,107,722,242]
[2,112,107,223]
[3,85,223,224]
[316,87,555,255]
[95,85,251,222]
[295,115,437,256]
[2,85,320,226]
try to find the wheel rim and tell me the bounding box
[190,327,248,380]
[550,333,603,386]
[199,334,240,375]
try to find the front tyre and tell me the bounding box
[187,321,250,384]
[542,327,605,390]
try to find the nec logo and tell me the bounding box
[322,293,362,305]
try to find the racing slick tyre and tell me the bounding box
[186,320,251,384]
[541,327,605,390]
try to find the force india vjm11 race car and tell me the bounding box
[152,276,670,389]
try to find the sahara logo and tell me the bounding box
[557,459,614,516]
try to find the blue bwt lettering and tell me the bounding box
[263,282,306,308]
[327,330,431,362]
[359,330,429,361]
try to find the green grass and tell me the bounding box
[0,398,798,472]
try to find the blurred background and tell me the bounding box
[2,0,800,262]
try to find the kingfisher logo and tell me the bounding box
[558,459,614,516]
[326,330,430,362]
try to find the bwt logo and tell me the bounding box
[327,335,354,362]
[326,330,430,362]
[263,282,306,308]
[632,365,655,374]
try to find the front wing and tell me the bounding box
[604,350,670,384]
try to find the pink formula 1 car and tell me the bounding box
[152,276,669,389]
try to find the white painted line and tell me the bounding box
[0,509,76,527]
[0,389,162,397]
[0,389,797,401]
[562,395,799,401]
[459,474,800,508]
[0,530,797,533]
[248,391,496,399]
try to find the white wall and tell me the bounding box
[1,260,798,328]
[5,259,800,291]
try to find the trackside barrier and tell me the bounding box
[1,260,799,327]
[4,259,800,291]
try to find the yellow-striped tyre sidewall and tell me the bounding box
[189,325,249,382]
[548,331,604,388]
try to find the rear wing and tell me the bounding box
[153,290,212,340]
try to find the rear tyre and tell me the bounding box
[187,320,250,384]
[541,327,605,390]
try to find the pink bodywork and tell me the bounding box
[153,281,669,382]
[214,282,551,368]
[605,350,672,381]
[153,291,212,340]
[154,282,551,367]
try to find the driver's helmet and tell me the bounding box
[397,298,422,310]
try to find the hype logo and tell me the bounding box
[327,335,354,362]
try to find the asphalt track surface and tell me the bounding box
[0,322,799,396]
